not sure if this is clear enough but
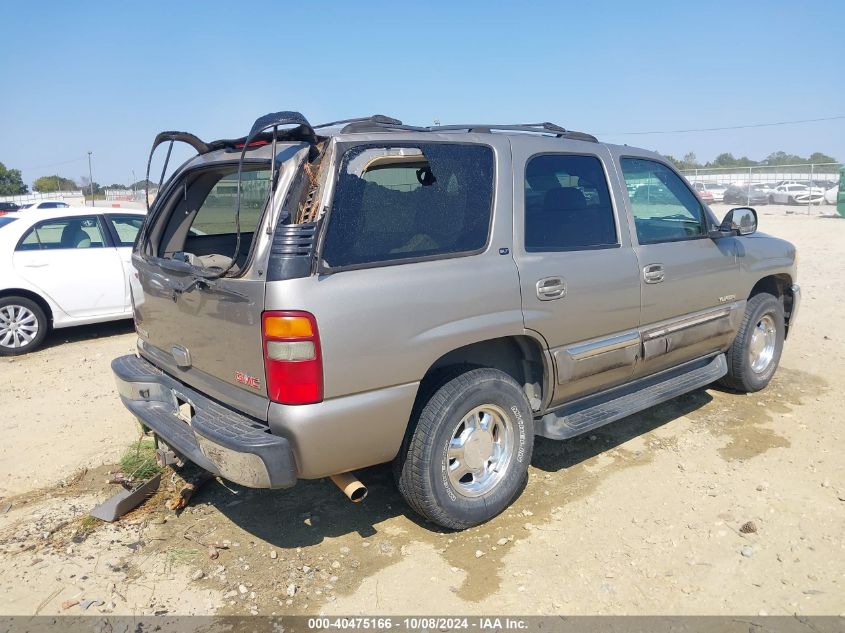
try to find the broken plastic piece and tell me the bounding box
[90,474,161,522]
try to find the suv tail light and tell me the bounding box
[262,311,323,405]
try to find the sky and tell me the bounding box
[1,0,844,188]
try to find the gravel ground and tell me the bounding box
[0,203,842,616]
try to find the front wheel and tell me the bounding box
[394,367,534,530]
[720,293,784,392]
[0,296,48,356]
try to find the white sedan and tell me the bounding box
[0,207,145,354]
[770,184,825,205]
[17,200,73,211]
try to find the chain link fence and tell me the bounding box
[681,163,842,211]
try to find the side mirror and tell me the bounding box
[718,207,757,236]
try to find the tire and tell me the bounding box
[720,293,784,393]
[788,196,796,205]
[394,367,534,530]
[0,296,49,356]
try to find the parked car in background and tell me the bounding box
[17,200,73,211]
[0,208,146,354]
[723,184,770,205]
[696,188,714,204]
[753,182,777,198]
[0,202,21,216]
[770,184,825,205]
[692,182,727,202]
[631,182,677,204]
[773,180,815,190]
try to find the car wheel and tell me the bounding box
[394,367,534,530]
[0,296,49,356]
[719,293,784,393]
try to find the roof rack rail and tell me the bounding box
[428,122,598,142]
[313,116,598,141]
[314,114,403,129]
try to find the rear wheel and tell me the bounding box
[0,296,48,356]
[720,293,784,392]
[394,367,534,530]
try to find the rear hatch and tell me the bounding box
[130,122,314,421]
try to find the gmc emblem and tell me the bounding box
[235,371,261,389]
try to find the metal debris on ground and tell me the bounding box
[89,474,162,522]
[80,599,105,610]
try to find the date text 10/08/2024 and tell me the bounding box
[307,618,528,630]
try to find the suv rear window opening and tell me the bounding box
[322,143,495,269]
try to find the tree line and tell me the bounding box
[663,150,840,171]
[0,163,157,196]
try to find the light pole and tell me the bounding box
[87,151,94,207]
[131,169,136,199]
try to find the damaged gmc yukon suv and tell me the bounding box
[113,112,800,529]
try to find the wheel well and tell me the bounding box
[0,289,53,328]
[421,336,547,412]
[749,274,794,337]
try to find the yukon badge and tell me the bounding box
[235,371,261,389]
[718,294,737,303]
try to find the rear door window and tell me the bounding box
[524,154,617,251]
[322,143,494,269]
[16,216,107,250]
[107,214,145,246]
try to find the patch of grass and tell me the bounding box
[120,437,162,481]
[76,515,101,540]
[166,547,198,570]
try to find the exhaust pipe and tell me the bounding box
[330,472,368,503]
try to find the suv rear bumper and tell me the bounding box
[112,355,297,489]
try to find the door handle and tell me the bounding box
[643,263,665,284]
[23,263,49,268]
[536,276,566,300]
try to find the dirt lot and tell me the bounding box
[0,204,843,617]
